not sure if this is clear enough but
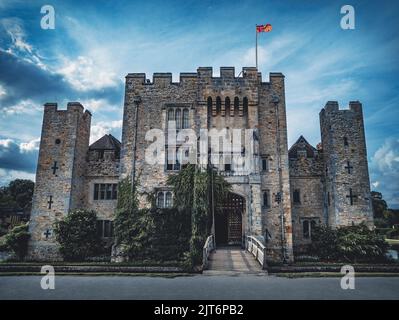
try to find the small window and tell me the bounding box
[167,109,174,123]
[157,191,173,208]
[182,108,189,129]
[243,97,248,115]
[157,192,165,208]
[165,192,173,208]
[303,220,310,239]
[175,109,182,129]
[261,158,268,171]
[55,139,61,145]
[216,97,221,115]
[263,191,270,208]
[97,220,114,238]
[303,219,317,239]
[234,97,239,115]
[94,183,118,200]
[225,97,231,116]
[343,137,349,146]
[293,189,300,204]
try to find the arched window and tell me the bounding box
[225,97,231,116]
[234,97,239,115]
[216,96,221,115]
[175,108,181,129]
[243,97,248,115]
[165,192,173,208]
[157,192,165,208]
[182,108,189,129]
[207,97,212,112]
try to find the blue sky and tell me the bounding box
[0,0,398,207]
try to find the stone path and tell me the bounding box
[204,247,266,275]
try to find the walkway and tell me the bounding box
[204,246,266,275]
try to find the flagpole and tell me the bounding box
[255,26,258,69]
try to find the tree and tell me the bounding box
[54,209,101,261]
[311,223,389,263]
[167,164,231,267]
[0,179,34,211]
[371,191,388,219]
[4,223,30,260]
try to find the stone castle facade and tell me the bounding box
[27,67,374,262]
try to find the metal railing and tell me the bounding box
[202,234,215,270]
[245,235,267,269]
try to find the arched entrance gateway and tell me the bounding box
[215,193,245,246]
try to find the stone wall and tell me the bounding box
[27,102,91,261]
[320,101,373,227]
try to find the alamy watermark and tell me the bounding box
[40,265,55,290]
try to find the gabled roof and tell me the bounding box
[89,134,121,151]
[288,135,318,159]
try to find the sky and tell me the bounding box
[0,0,398,207]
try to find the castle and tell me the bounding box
[27,67,374,262]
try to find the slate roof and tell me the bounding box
[89,134,121,151]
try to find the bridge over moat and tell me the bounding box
[203,235,268,275]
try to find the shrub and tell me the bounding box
[4,223,30,260]
[311,223,389,263]
[54,209,102,261]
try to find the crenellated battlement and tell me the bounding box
[43,102,92,118]
[125,67,279,87]
[320,100,363,116]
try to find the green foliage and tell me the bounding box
[54,209,102,261]
[167,164,231,268]
[0,179,34,210]
[311,223,389,263]
[4,223,30,260]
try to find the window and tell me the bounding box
[157,192,165,208]
[157,191,173,208]
[166,147,181,171]
[182,108,189,129]
[261,158,268,171]
[93,183,118,200]
[234,97,239,115]
[167,109,174,123]
[344,137,349,146]
[175,108,181,130]
[207,97,212,114]
[243,97,248,115]
[55,139,61,145]
[216,97,221,115]
[293,189,301,204]
[97,220,114,238]
[224,163,231,172]
[225,97,231,116]
[165,192,173,208]
[263,191,270,208]
[303,219,317,239]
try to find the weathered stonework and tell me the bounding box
[28,67,373,263]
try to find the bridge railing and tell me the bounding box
[202,234,215,270]
[245,235,267,269]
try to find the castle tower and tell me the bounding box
[27,102,91,260]
[320,101,373,227]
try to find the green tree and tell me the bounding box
[54,209,101,261]
[311,223,389,263]
[4,223,30,260]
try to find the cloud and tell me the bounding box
[1,99,41,116]
[370,138,399,208]
[0,168,35,186]
[0,137,39,172]
[90,120,122,144]
[58,56,120,91]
